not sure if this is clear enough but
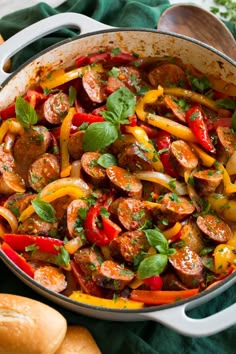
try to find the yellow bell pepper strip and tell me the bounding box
[163,87,229,113]
[135,86,164,120]
[19,186,86,222]
[69,291,144,309]
[39,64,104,90]
[60,108,76,178]
[0,120,10,144]
[0,119,24,144]
[207,75,236,97]
[130,288,199,305]
[207,193,236,222]
[215,163,233,194]
[162,222,182,240]
[0,206,18,233]
[144,113,197,142]
[213,244,236,274]
[129,277,144,289]
[125,126,163,171]
[190,143,216,167]
[227,232,236,247]
[39,177,90,198]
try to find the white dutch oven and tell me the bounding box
[0,13,235,337]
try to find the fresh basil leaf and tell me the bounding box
[106,87,136,120]
[82,121,118,151]
[188,76,211,92]
[15,96,38,128]
[97,153,117,168]
[31,199,56,223]
[54,246,70,267]
[232,111,236,133]
[144,229,169,254]
[215,98,236,110]
[68,86,77,106]
[137,254,168,279]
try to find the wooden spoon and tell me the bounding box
[158,4,236,61]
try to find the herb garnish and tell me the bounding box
[15,96,38,128]
[31,199,56,223]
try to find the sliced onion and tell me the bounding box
[70,161,82,178]
[134,171,187,195]
[0,206,18,233]
[39,177,90,198]
[226,151,236,175]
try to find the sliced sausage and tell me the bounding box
[196,214,232,244]
[0,145,15,173]
[161,271,188,290]
[18,214,58,236]
[148,63,187,88]
[92,260,134,290]
[169,246,204,288]
[13,126,51,182]
[43,92,70,124]
[67,130,85,160]
[74,247,103,276]
[110,133,136,155]
[163,95,186,123]
[107,66,142,93]
[81,152,107,185]
[216,126,236,162]
[106,76,125,94]
[111,198,151,230]
[106,166,143,199]
[0,171,26,195]
[67,199,88,240]
[170,140,198,174]
[4,192,36,216]
[118,143,153,172]
[180,221,205,254]
[28,153,60,192]
[193,169,223,196]
[109,230,149,264]
[82,70,107,103]
[34,265,67,292]
[160,193,195,222]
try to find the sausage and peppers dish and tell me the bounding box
[0,48,236,309]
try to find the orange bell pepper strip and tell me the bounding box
[69,291,144,309]
[130,288,199,305]
[60,108,76,177]
[162,222,182,240]
[125,125,163,172]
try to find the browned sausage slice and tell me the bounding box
[68,131,85,160]
[18,214,58,236]
[74,247,103,276]
[92,260,134,290]
[28,153,60,192]
[160,193,195,222]
[216,126,236,162]
[170,140,198,173]
[161,271,188,290]
[111,198,151,230]
[4,192,36,216]
[148,63,187,87]
[43,92,70,124]
[169,246,204,288]
[0,171,26,195]
[82,70,107,103]
[109,230,149,264]
[34,265,67,292]
[180,221,205,254]
[193,169,223,196]
[81,152,107,185]
[67,199,88,241]
[118,143,153,172]
[0,145,15,173]
[106,166,143,199]
[196,214,232,243]
[163,95,186,123]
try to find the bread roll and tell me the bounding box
[0,294,67,354]
[55,326,101,354]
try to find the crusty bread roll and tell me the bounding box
[55,325,102,354]
[0,294,67,354]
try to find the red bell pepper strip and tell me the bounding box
[84,205,121,247]
[212,117,232,129]
[3,234,64,254]
[138,123,159,139]
[71,260,104,297]
[143,275,163,290]
[75,52,135,68]
[1,241,35,277]
[49,132,60,159]
[186,104,216,153]
[75,56,89,68]
[72,112,105,127]
[0,103,16,120]
[130,288,199,305]
[156,130,178,178]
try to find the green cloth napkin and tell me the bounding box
[0,1,235,353]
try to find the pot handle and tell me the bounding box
[0,13,112,83]
[140,298,236,337]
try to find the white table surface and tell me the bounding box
[0,0,222,19]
